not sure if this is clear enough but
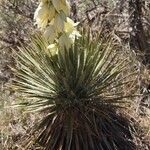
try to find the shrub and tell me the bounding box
[13,30,137,149]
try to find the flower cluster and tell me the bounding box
[34,0,81,55]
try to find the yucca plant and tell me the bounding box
[13,30,136,150]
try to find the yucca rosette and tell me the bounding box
[13,31,137,149]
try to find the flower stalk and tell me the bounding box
[34,0,81,55]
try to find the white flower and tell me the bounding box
[44,25,57,43]
[58,18,81,49]
[64,18,81,43]
[52,0,70,15]
[47,43,58,56]
[34,2,55,29]
[64,17,80,34]
[34,2,49,28]
[54,13,65,33]
[69,30,81,43]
